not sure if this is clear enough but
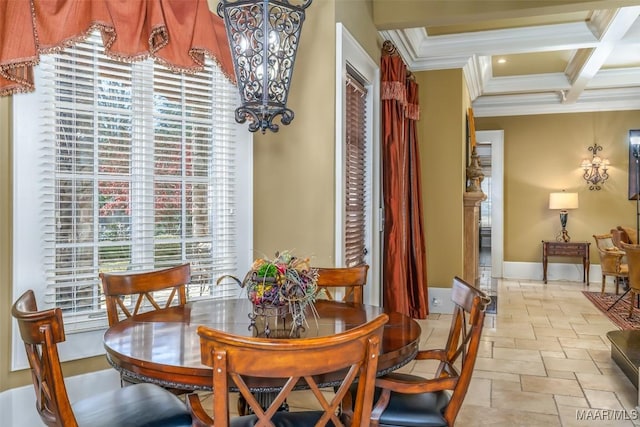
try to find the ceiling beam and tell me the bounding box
[562,7,640,103]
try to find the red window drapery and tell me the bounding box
[381,40,428,319]
[0,0,235,96]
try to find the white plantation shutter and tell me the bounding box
[16,31,249,335]
[344,72,368,267]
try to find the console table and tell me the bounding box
[542,240,590,284]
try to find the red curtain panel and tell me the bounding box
[0,0,235,96]
[381,40,428,319]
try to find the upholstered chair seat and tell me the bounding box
[368,374,451,427]
[71,383,192,427]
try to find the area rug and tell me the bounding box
[582,291,640,330]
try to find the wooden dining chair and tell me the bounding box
[593,233,628,295]
[100,263,191,327]
[363,277,490,427]
[186,313,389,427]
[315,264,369,304]
[100,263,191,392]
[11,290,192,427]
[620,243,640,319]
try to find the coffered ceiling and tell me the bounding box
[373,0,640,117]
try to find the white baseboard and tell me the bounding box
[503,261,600,284]
[429,286,454,314]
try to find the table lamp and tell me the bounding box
[549,191,579,242]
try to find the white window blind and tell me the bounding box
[344,71,368,267]
[14,31,251,338]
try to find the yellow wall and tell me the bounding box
[336,0,380,61]
[417,69,467,287]
[252,0,381,265]
[252,0,336,264]
[476,111,640,264]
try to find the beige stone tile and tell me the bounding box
[492,378,523,391]
[543,357,600,374]
[558,336,610,350]
[492,389,558,415]
[541,350,566,359]
[483,335,517,348]
[572,322,618,335]
[483,326,536,340]
[564,348,592,360]
[476,357,546,376]
[558,405,637,427]
[589,348,615,363]
[477,340,494,357]
[554,395,589,408]
[583,312,618,325]
[495,318,547,328]
[521,375,584,397]
[457,404,561,426]
[473,369,521,383]
[515,337,563,351]
[493,347,542,362]
[547,370,578,380]
[576,372,637,393]
[583,389,625,410]
[465,377,492,407]
[534,326,579,338]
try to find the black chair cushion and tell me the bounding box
[72,383,192,427]
[372,373,451,427]
[230,411,337,427]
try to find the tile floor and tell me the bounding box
[196,277,639,426]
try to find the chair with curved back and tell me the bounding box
[620,243,640,319]
[186,313,389,427]
[99,263,191,326]
[99,263,191,391]
[593,233,628,295]
[11,290,192,427]
[363,276,490,427]
[315,264,369,304]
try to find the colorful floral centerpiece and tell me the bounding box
[221,251,319,337]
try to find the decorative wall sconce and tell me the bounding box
[581,143,609,190]
[218,0,312,133]
[549,191,579,242]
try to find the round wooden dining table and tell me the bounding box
[103,298,421,391]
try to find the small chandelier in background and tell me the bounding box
[581,143,609,190]
[218,0,312,133]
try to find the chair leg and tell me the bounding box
[601,275,606,295]
[615,276,620,295]
[628,290,636,319]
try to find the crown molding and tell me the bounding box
[379,6,640,118]
[472,87,640,117]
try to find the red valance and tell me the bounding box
[0,0,235,96]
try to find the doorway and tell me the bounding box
[475,130,504,309]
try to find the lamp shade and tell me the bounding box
[549,192,579,210]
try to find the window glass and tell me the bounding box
[12,31,252,365]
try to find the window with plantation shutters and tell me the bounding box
[344,72,368,267]
[336,24,379,305]
[12,31,251,366]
